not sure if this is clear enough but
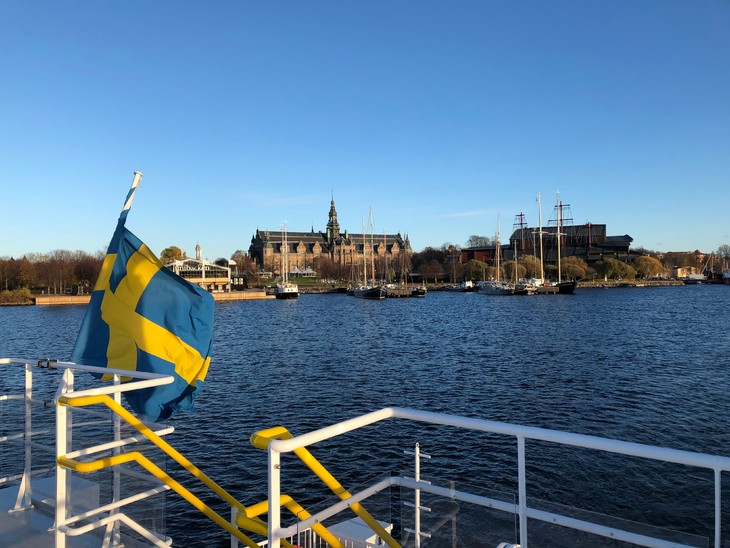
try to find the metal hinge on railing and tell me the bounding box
[37,359,58,369]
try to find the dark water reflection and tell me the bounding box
[2,285,729,545]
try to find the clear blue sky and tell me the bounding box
[2,1,729,260]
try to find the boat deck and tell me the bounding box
[0,484,102,548]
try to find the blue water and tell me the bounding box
[2,285,730,546]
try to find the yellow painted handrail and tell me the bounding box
[251,426,400,548]
[58,394,317,548]
[239,495,342,547]
[59,394,247,512]
[58,452,260,548]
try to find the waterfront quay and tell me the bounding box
[32,289,273,306]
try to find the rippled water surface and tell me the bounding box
[2,285,730,546]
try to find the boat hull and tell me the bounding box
[275,284,299,299]
[352,286,386,300]
[478,281,514,296]
[557,281,577,294]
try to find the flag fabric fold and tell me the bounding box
[70,172,214,421]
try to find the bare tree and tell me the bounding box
[73,251,104,292]
[418,260,445,283]
[466,235,492,248]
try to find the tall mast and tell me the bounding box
[361,217,367,285]
[557,194,562,284]
[282,222,288,284]
[537,194,545,282]
[513,212,527,282]
[383,229,387,284]
[369,207,376,286]
[495,214,501,282]
[550,192,572,284]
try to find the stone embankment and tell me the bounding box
[32,290,273,306]
[579,280,683,288]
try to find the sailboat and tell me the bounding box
[528,194,577,295]
[406,237,427,297]
[352,213,386,299]
[478,215,514,296]
[275,222,299,299]
[384,233,425,298]
[553,194,577,294]
[510,211,536,295]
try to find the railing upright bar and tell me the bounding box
[230,506,239,548]
[112,374,122,546]
[517,435,528,548]
[714,468,721,548]
[12,363,33,511]
[55,367,74,548]
[414,442,421,548]
[268,446,281,548]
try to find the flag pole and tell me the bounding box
[121,171,143,216]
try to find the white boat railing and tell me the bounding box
[266,407,730,548]
[0,358,176,547]
[4,358,728,547]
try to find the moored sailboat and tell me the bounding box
[275,222,299,299]
[531,193,576,295]
[551,193,577,295]
[352,212,386,300]
[478,215,514,296]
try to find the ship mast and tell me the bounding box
[282,222,288,285]
[552,192,572,284]
[369,208,376,286]
[537,194,545,283]
[495,214,501,282]
[557,196,562,284]
[361,217,367,286]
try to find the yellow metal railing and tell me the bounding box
[56,394,344,547]
[252,426,400,548]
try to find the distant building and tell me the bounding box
[248,198,412,279]
[460,209,633,265]
[165,243,231,292]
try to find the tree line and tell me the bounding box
[409,239,730,284]
[0,250,104,296]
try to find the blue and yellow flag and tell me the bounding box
[71,172,215,421]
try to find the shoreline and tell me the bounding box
[26,289,274,306]
[0,279,719,307]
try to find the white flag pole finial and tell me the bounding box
[122,171,144,214]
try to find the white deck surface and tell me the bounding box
[0,482,101,548]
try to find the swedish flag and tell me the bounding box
[71,172,215,421]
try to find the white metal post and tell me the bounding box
[414,442,421,548]
[55,367,74,548]
[517,435,527,548]
[714,468,721,548]
[450,480,457,548]
[230,506,239,548]
[112,374,122,546]
[12,363,34,511]
[404,442,431,545]
[268,446,281,548]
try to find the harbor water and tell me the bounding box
[2,285,730,546]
